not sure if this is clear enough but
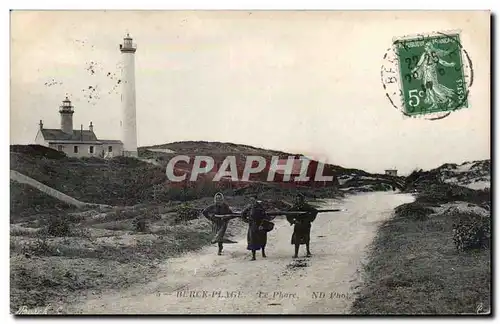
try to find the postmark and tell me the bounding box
[381,30,473,120]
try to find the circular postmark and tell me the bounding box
[381,30,473,120]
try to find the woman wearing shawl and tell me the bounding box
[202,192,236,255]
[286,193,318,258]
[241,197,273,261]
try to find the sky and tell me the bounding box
[10,10,490,174]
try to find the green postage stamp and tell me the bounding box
[389,31,471,117]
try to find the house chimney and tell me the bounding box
[39,120,43,130]
[89,121,94,132]
[59,97,74,134]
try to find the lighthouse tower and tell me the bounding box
[59,97,74,134]
[119,33,138,157]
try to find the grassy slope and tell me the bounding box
[10,181,76,221]
[351,185,491,314]
[10,152,174,206]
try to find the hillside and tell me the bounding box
[141,141,403,192]
[141,141,289,156]
[11,143,403,208]
[435,160,490,190]
[404,159,490,192]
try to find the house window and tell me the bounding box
[57,145,63,151]
[89,146,94,154]
[108,146,113,152]
[74,146,79,153]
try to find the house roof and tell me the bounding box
[100,139,123,144]
[41,129,99,142]
[48,140,103,144]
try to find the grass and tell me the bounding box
[9,202,217,313]
[416,184,490,206]
[351,187,491,315]
[394,202,434,221]
[10,254,155,312]
[10,181,77,222]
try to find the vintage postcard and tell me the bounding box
[10,10,491,315]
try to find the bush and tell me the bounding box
[404,169,441,191]
[394,202,434,221]
[174,203,201,223]
[33,236,51,255]
[452,212,491,251]
[80,156,106,164]
[43,215,73,237]
[133,218,148,232]
[110,156,146,167]
[372,183,391,191]
[21,234,53,256]
[480,201,490,212]
[417,184,491,205]
[143,208,162,221]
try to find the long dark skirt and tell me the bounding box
[211,219,229,244]
[291,222,311,245]
[247,224,267,251]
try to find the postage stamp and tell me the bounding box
[381,30,473,120]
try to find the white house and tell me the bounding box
[35,97,124,158]
[385,169,398,176]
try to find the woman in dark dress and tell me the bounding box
[286,194,318,258]
[202,192,236,255]
[241,198,273,261]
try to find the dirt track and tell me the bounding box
[66,192,414,314]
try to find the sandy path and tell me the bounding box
[66,191,414,314]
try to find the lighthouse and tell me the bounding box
[59,97,74,134]
[119,33,138,157]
